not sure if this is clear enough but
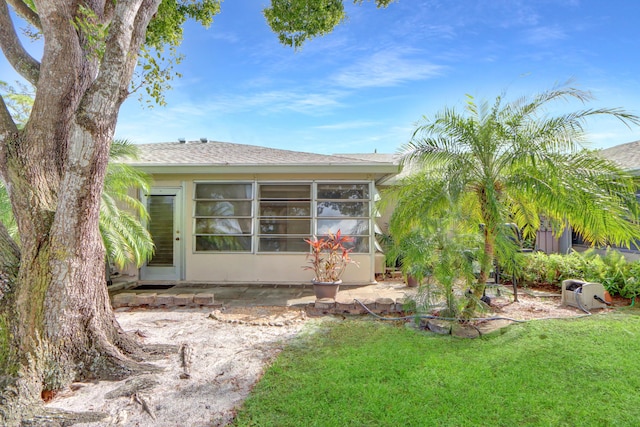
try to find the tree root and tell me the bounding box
[104,374,159,399]
[142,343,179,358]
[21,408,107,427]
[3,375,107,426]
[83,329,164,381]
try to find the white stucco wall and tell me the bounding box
[186,253,373,284]
[137,174,380,284]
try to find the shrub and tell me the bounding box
[517,249,640,298]
[622,262,640,299]
[518,251,584,287]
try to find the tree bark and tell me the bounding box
[0,1,162,423]
[464,187,498,317]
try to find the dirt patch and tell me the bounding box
[46,308,312,427]
[209,306,308,326]
[45,289,631,426]
[490,293,590,320]
[490,286,630,321]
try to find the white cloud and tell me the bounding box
[314,120,377,130]
[140,89,349,121]
[586,130,640,149]
[207,31,240,44]
[418,24,457,40]
[331,49,444,89]
[210,90,347,115]
[522,26,567,45]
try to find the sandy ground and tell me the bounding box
[46,307,311,427]
[45,292,620,426]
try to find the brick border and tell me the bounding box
[305,297,408,316]
[111,292,217,308]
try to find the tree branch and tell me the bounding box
[0,0,40,85]
[0,94,19,183]
[121,0,162,102]
[0,94,18,136]
[84,0,161,113]
[6,0,41,29]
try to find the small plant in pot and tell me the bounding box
[385,229,431,288]
[304,230,359,300]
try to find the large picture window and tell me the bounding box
[192,181,372,253]
[258,184,311,252]
[194,183,253,251]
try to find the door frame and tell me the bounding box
[140,186,185,281]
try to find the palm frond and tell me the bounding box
[100,140,154,268]
[389,83,640,304]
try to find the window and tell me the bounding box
[258,184,311,252]
[194,183,253,251]
[316,183,370,252]
[192,181,373,254]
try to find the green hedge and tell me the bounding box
[516,249,640,299]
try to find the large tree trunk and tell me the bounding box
[0,1,162,423]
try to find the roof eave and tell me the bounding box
[128,163,400,177]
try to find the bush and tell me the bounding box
[517,249,640,299]
[622,262,640,299]
[518,251,584,286]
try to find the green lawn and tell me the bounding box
[234,310,640,427]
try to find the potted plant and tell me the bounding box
[304,230,359,299]
[384,229,431,287]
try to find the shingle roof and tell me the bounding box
[336,153,400,164]
[599,140,640,171]
[123,140,392,166]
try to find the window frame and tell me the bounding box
[257,182,312,253]
[315,182,372,253]
[191,180,375,254]
[193,181,255,253]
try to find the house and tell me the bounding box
[122,139,399,284]
[598,139,640,173]
[512,140,640,256]
[568,139,640,260]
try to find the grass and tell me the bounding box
[234,309,640,426]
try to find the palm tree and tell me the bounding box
[0,139,154,272]
[393,84,640,311]
[100,140,154,271]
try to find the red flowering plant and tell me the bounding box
[303,230,359,283]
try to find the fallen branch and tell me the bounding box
[179,342,193,379]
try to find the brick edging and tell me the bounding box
[111,292,216,308]
[306,297,407,316]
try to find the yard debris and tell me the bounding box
[179,342,193,379]
[133,392,156,420]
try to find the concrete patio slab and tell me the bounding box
[109,279,418,310]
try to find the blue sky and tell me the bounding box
[4,1,640,154]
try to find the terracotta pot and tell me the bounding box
[312,280,341,299]
[406,275,419,288]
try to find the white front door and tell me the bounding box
[140,187,183,281]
